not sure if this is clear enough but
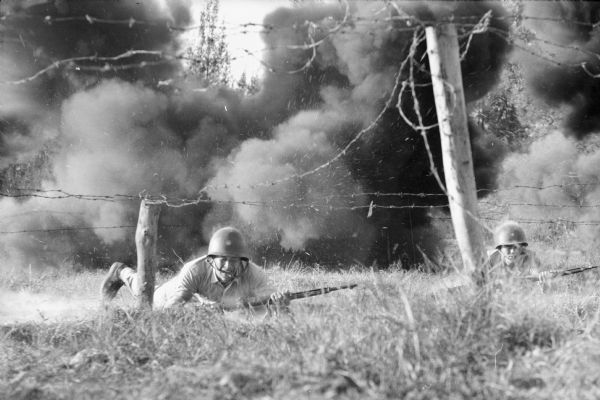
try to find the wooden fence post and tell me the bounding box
[425,23,484,273]
[135,199,161,309]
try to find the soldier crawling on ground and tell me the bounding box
[473,221,553,286]
[100,226,290,312]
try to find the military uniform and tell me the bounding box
[474,247,543,285]
[473,221,544,286]
[119,256,275,309]
[101,227,287,310]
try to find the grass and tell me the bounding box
[1,261,600,399]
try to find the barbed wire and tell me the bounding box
[197,47,413,199]
[0,189,139,202]
[459,10,493,61]
[482,26,587,70]
[2,9,596,32]
[0,11,591,37]
[2,209,600,236]
[430,216,600,226]
[4,7,600,84]
[0,223,189,235]
[0,12,281,32]
[3,181,600,203]
[4,9,594,207]
[399,27,445,194]
[395,22,500,236]
[3,7,600,239]
[0,225,138,234]
[0,50,192,85]
[5,187,600,224]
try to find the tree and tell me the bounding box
[184,0,232,87]
[236,71,260,95]
[472,62,530,150]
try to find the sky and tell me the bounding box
[191,0,291,79]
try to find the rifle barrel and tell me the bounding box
[559,265,599,276]
[287,284,359,301]
[247,284,359,307]
[522,265,599,281]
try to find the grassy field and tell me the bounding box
[1,258,600,400]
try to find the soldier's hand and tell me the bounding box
[537,271,554,282]
[266,291,291,317]
[269,291,291,307]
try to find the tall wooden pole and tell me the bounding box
[135,199,161,309]
[425,23,484,273]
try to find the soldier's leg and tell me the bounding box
[117,265,140,296]
[100,262,136,302]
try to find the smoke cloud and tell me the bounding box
[0,0,511,269]
[518,2,600,139]
[208,108,369,252]
[496,131,600,250]
[487,2,600,253]
[207,0,510,264]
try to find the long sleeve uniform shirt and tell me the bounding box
[473,247,543,285]
[153,256,276,309]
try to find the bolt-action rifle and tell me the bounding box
[243,284,359,308]
[522,265,599,281]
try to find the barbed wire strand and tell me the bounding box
[396,23,499,237]
[4,180,600,204]
[3,213,600,236]
[198,44,413,198]
[3,9,596,32]
[2,9,600,236]
[401,27,445,191]
[3,11,600,84]
[0,224,190,235]
[5,195,600,211]
[459,10,492,61]
[0,50,179,85]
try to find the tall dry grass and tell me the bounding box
[1,264,599,399]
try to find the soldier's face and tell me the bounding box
[211,256,247,283]
[499,244,524,266]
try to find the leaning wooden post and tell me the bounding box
[425,23,484,273]
[135,199,161,309]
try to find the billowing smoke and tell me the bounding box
[492,2,600,250]
[0,0,511,270]
[519,2,600,139]
[207,1,510,264]
[208,108,369,252]
[496,131,600,250]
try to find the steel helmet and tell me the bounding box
[207,227,249,260]
[494,221,528,249]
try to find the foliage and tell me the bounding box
[471,0,562,150]
[472,62,530,151]
[236,72,261,95]
[184,0,232,87]
[0,147,54,193]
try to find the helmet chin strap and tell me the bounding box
[208,257,238,287]
[217,274,233,287]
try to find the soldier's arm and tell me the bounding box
[162,261,206,307]
[243,264,290,308]
[524,251,555,280]
[187,293,225,312]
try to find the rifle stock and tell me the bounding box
[244,284,359,308]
